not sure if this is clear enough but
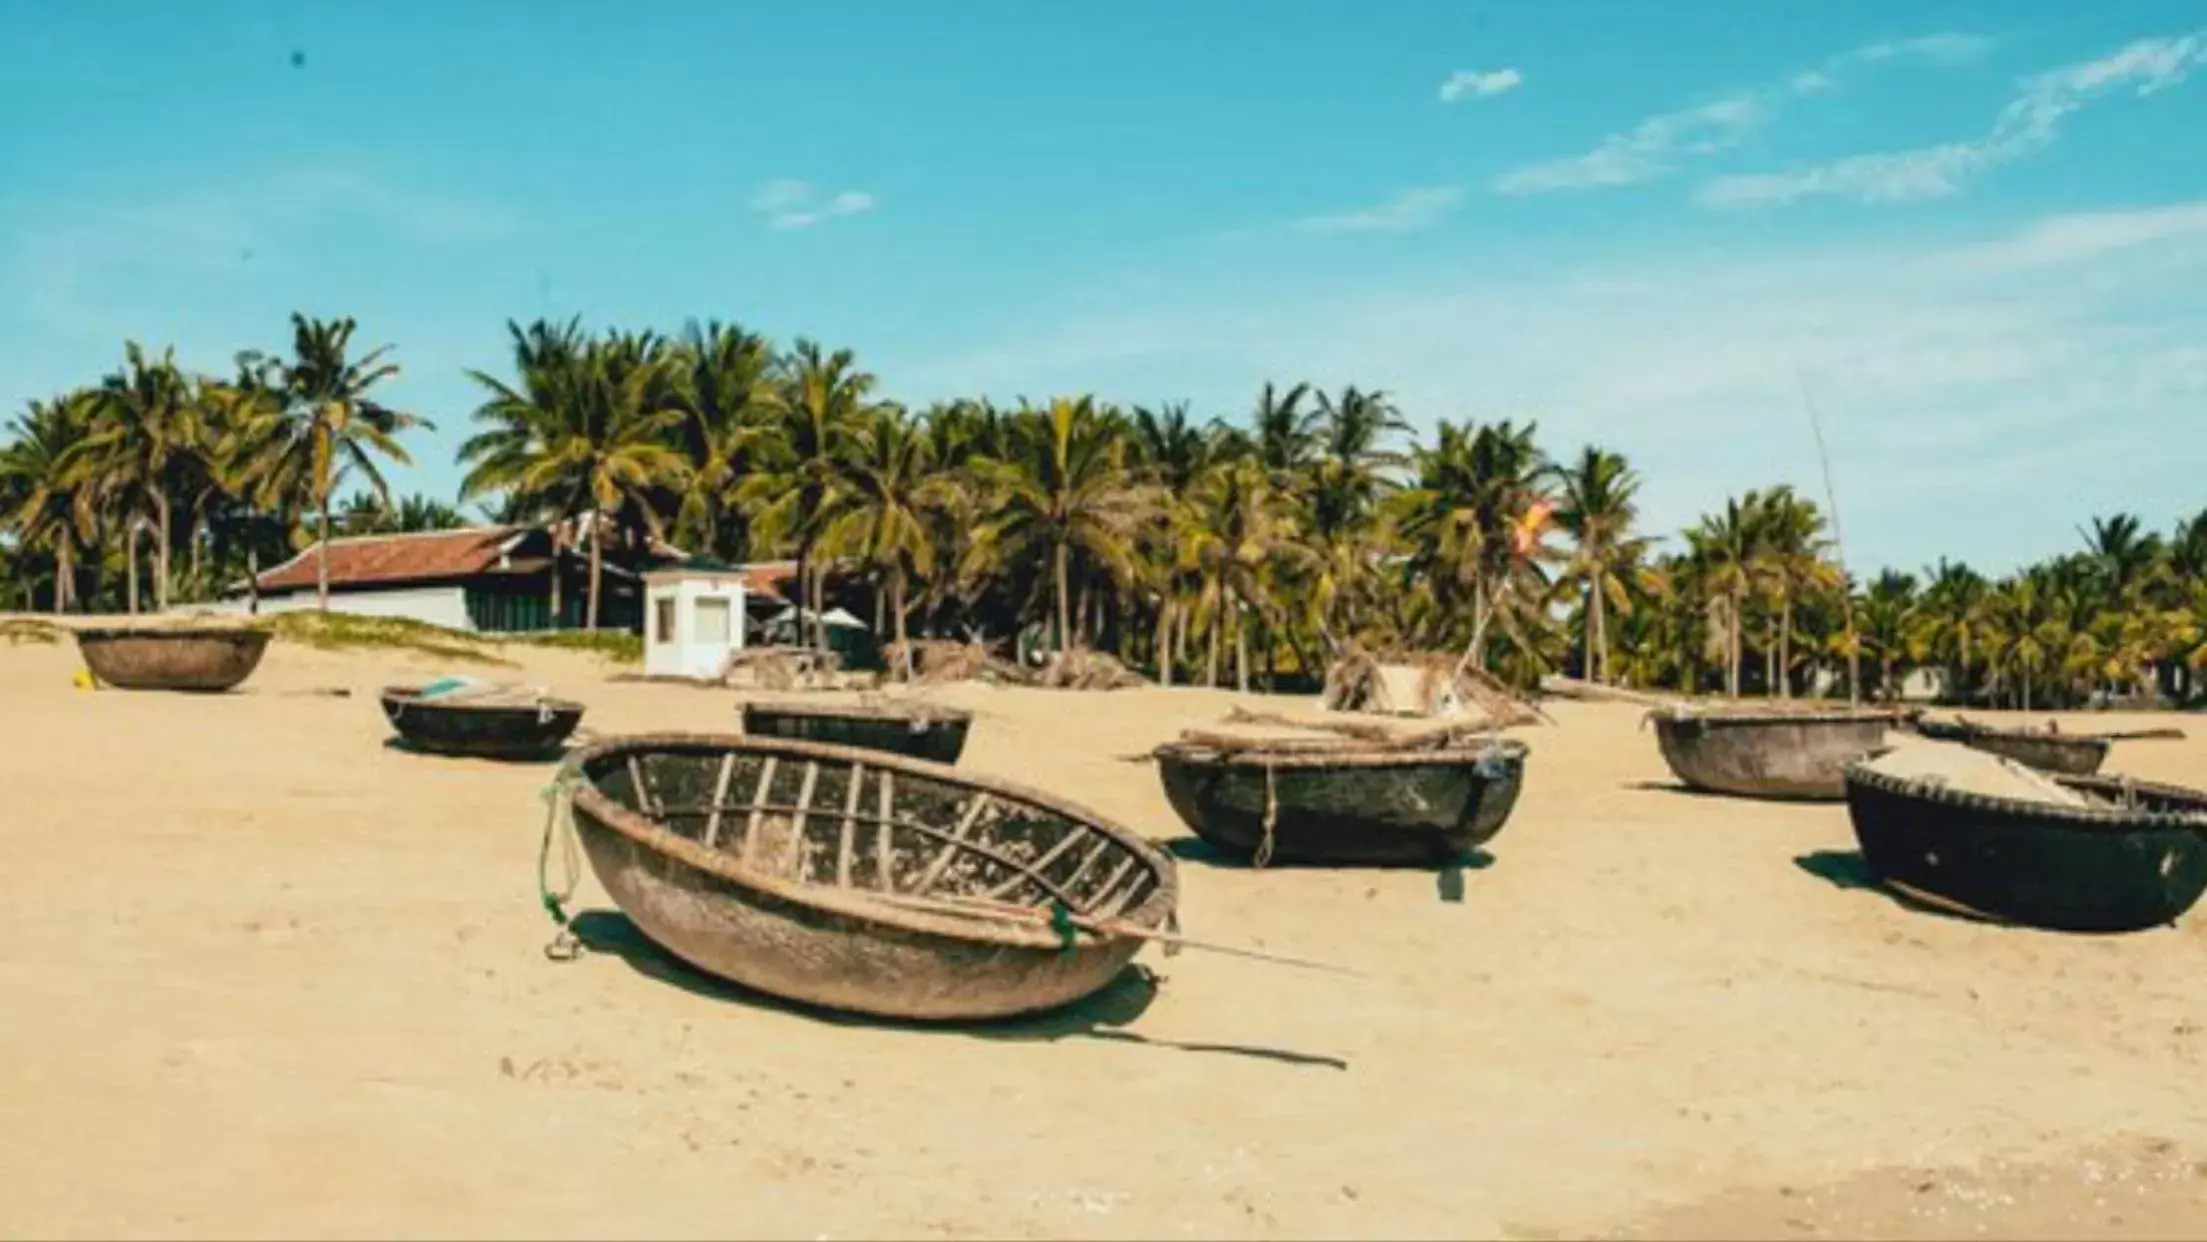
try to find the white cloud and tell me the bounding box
[1291,186,1466,234]
[1497,31,1989,196]
[1496,96,1763,194]
[1700,29,2207,208]
[750,179,878,230]
[895,199,2207,575]
[1439,67,1523,102]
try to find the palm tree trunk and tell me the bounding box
[55,542,72,614]
[153,487,172,613]
[1779,593,1794,699]
[1594,582,1610,684]
[549,525,565,628]
[1154,598,1175,686]
[1233,593,1250,694]
[891,571,912,681]
[793,540,809,651]
[316,493,332,611]
[126,519,140,615]
[1054,539,1072,654]
[247,546,260,616]
[586,509,604,631]
[1470,577,1491,673]
[1205,611,1220,688]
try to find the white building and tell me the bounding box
[643,558,754,679]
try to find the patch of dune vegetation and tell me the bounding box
[249,612,517,667]
[0,617,63,645]
[503,629,644,664]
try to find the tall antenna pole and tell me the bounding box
[1795,365,1861,707]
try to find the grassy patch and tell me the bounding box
[250,612,517,667]
[503,629,644,664]
[0,618,63,645]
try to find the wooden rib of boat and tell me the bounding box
[739,699,971,765]
[1651,707,1898,801]
[73,626,271,692]
[1910,718,2109,776]
[1843,754,2207,933]
[564,732,1177,1020]
[381,686,586,759]
[1152,736,1529,867]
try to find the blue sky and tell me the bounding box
[2,0,2203,577]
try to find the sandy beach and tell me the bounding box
[3,630,2205,1240]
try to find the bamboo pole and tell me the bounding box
[1796,365,1861,707]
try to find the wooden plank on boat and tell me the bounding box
[905,793,992,895]
[739,756,779,870]
[788,759,821,880]
[875,769,896,890]
[835,763,863,889]
[702,753,737,849]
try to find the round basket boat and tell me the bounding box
[739,699,972,765]
[1651,707,1897,801]
[1911,719,2109,776]
[381,686,586,759]
[74,626,272,692]
[1843,752,2207,932]
[1153,736,1530,867]
[564,732,1177,1021]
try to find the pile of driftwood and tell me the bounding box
[1324,648,1543,729]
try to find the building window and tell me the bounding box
[695,596,732,644]
[654,597,676,643]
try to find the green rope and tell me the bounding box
[537,758,585,958]
[1048,899,1077,956]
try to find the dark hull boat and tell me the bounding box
[740,700,971,765]
[1844,755,2207,933]
[1651,708,1896,801]
[382,686,586,759]
[1911,719,2109,776]
[74,626,272,692]
[1153,737,1529,867]
[564,732,1177,1021]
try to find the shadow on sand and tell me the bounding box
[380,736,570,765]
[1792,850,2002,925]
[563,909,1349,1071]
[1164,835,1493,904]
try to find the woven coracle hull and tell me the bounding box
[1653,711,1892,801]
[1912,721,2108,776]
[567,733,1176,1021]
[382,688,585,758]
[1844,760,2207,932]
[74,627,271,692]
[740,703,971,765]
[1154,740,1529,866]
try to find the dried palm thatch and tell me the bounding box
[1036,647,1147,691]
[1323,648,1541,728]
[882,637,1034,686]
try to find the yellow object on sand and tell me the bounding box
[73,668,96,690]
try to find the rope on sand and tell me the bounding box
[537,756,586,961]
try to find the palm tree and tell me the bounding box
[237,314,430,611]
[1685,492,1764,697]
[1175,455,1307,690]
[461,318,592,623]
[670,320,777,559]
[968,396,1151,657]
[737,340,879,650]
[463,327,684,629]
[1397,420,1557,674]
[2,393,98,613]
[1549,445,1652,685]
[67,343,204,613]
[816,406,961,678]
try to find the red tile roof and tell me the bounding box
[255,527,523,593]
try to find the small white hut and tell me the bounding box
[643,557,750,680]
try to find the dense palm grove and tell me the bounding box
[4,313,2204,707]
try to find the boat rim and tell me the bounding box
[381,684,587,714]
[1844,751,2207,832]
[565,730,1176,950]
[739,700,973,724]
[1152,735,1530,769]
